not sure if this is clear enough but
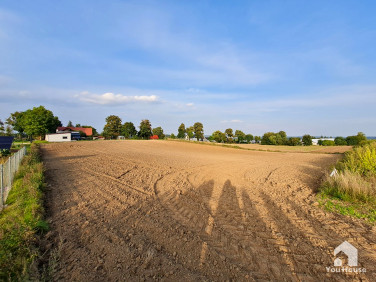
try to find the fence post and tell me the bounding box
[1,164,3,208]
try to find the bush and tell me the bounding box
[261,131,288,145]
[321,140,335,146]
[0,149,11,157]
[334,137,347,146]
[346,132,367,146]
[338,142,376,177]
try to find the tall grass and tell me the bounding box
[321,142,376,202]
[0,144,47,280]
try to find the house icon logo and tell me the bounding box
[334,241,358,267]
[327,241,366,273]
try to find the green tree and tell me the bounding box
[334,136,347,146]
[245,134,253,143]
[103,115,122,139]
[193,122,204,141]
[75,123,81,127]
[235,130,246,143]
[0,119,4,135]
[138,119,152,139]
[6,111,25,135]
[152,126,165,139]
[177,123,186,139]
[278,131,288,145]
[254,136,261,143]
[261,132,276,145]
[122,122,137,138]
[346,132,367,146]
[170,133,176,139]
[225,128,233,143]
[302,134,313,146]
[21,106,62,139]
[186,126,194,140]
[79,131,87,138]
[288,137,302,146]
[67,120,73,127]
[211,130,226,143]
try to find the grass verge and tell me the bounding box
[318,142,376,223]
[0,143,48,280]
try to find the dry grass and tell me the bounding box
[322,170,376,203]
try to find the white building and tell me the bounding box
[45,132,73,142]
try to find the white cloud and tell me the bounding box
[186,103,194,107]
[221,119,244,123]
[79,92,158,105]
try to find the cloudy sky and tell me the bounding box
[1,0,375,136]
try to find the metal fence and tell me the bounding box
[0,146,27,211]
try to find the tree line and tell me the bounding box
[102,115,165,140]
[0,106,369,146]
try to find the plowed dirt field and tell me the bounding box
[41,140,376,281]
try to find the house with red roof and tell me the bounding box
[57,127,93,136]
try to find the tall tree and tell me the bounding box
[245,134,254,143]
[6,111,25,135]
[211,130,226,143]
[193,122,204,141]
[67,120,73,127]
[186,126,194,140]
[75,123,81,127]
[177,123,186,139]
[152,126,165,139]
[0,119,4,135]
[122,122,137,138]
[302,134,313,146]
[138,119,152,139]
[103,115,122,139]
[225,128,233,143]
[21,106,62,139]
[235,130,246,143]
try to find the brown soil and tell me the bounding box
[41,140,376,281]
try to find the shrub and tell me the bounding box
[346,132,367,146]
[321,140,335,146]
[0,149,11,157]
[337,142,376,177]
[334,137,347,146]
[320,142,376,206]
[261,131,288,145]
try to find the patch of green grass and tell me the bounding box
[317,193,376,223]
[0,144,47,280]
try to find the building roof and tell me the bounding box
[57,127,93,136]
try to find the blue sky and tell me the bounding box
[1,0,375,136]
